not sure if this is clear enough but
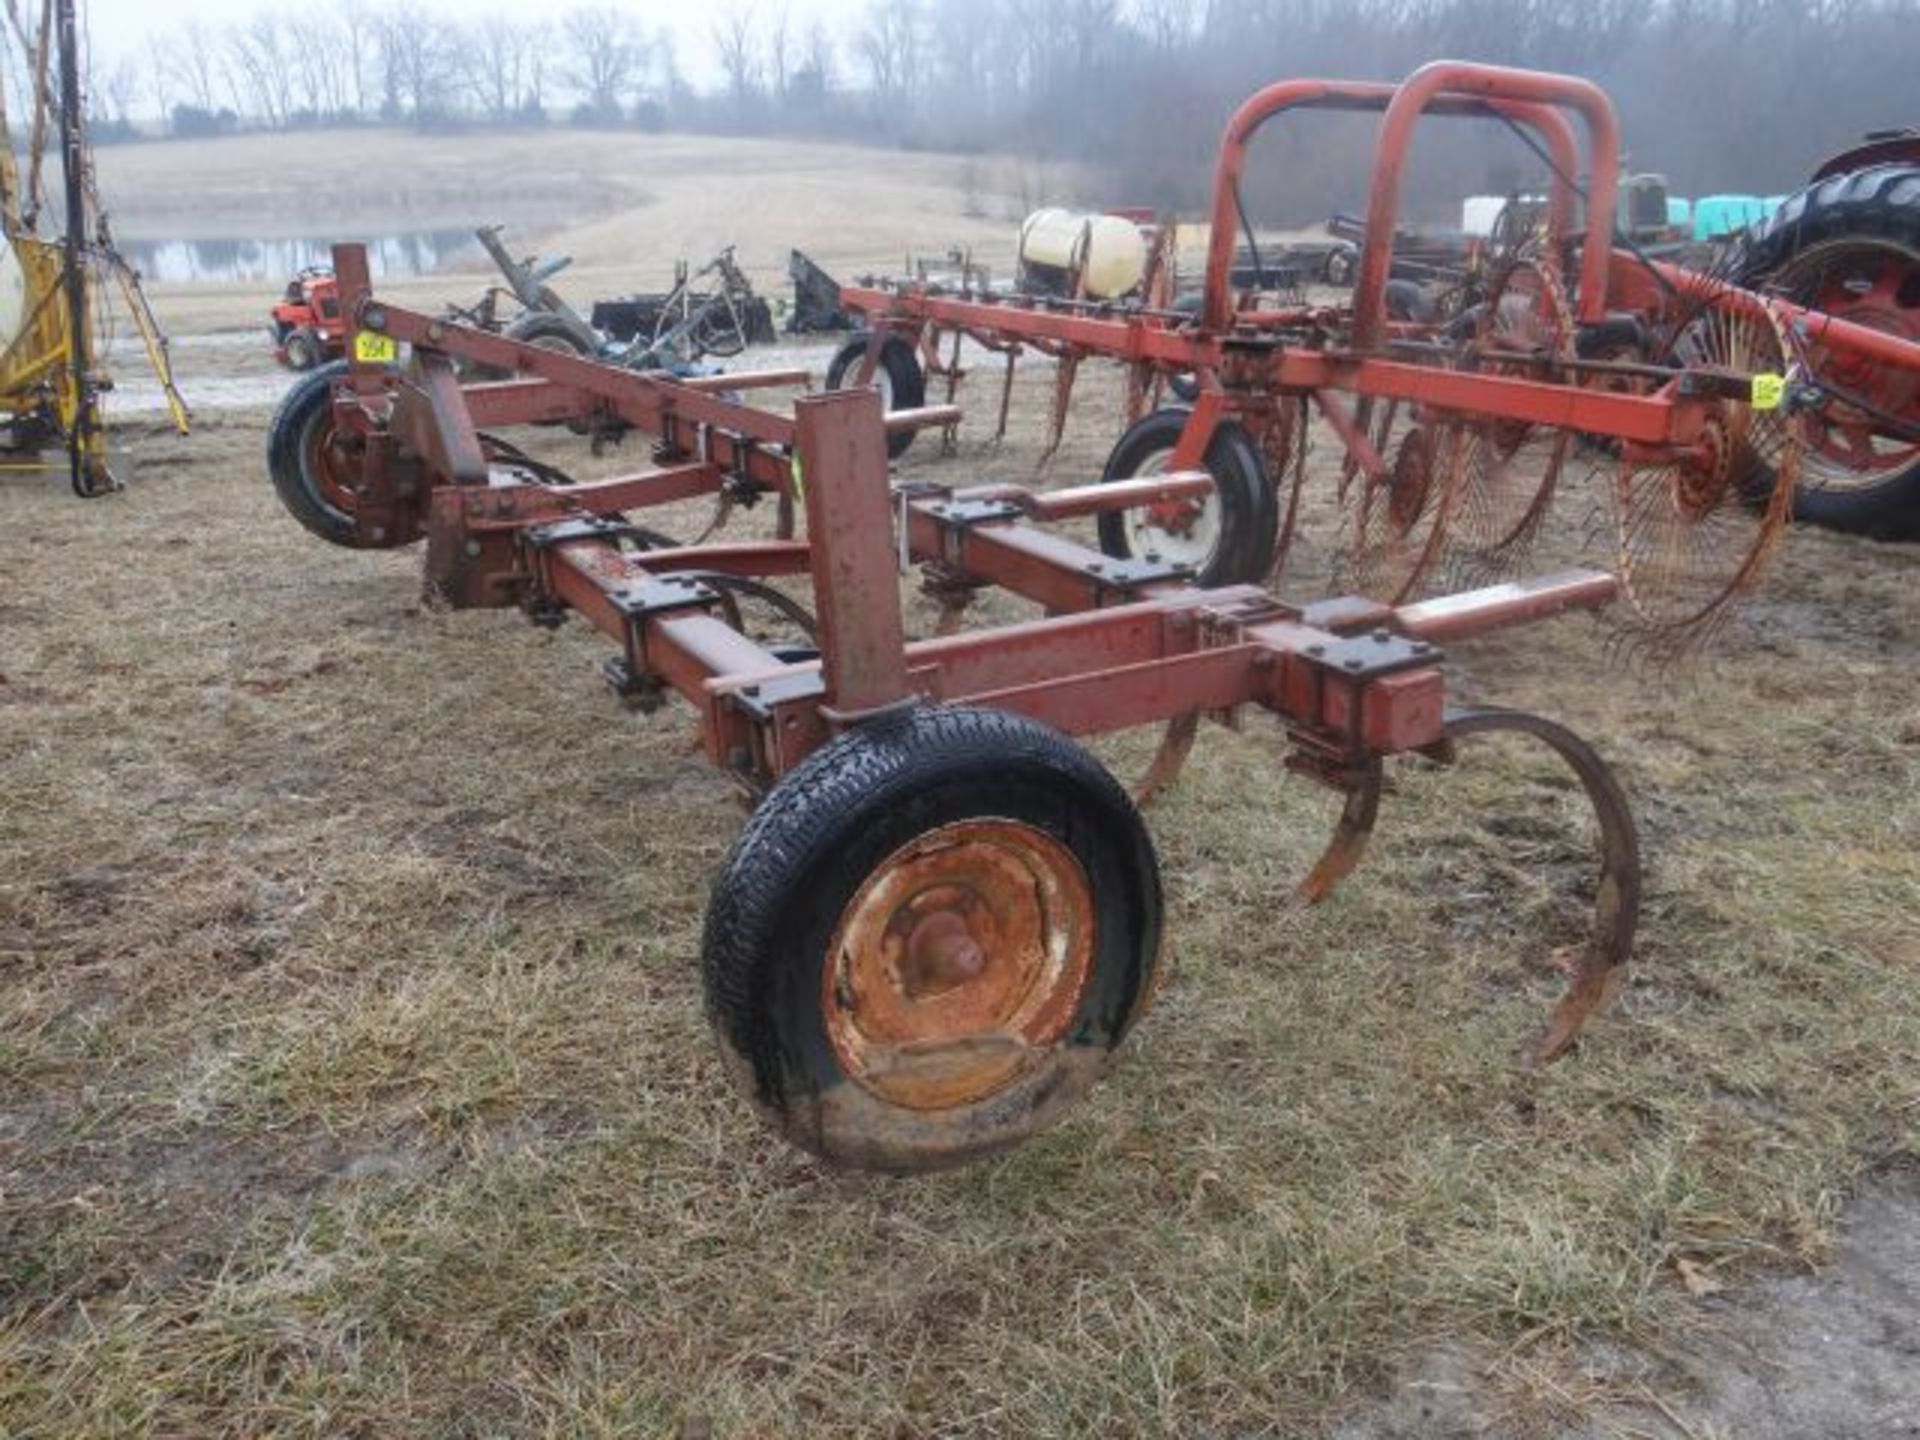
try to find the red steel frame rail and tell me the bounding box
[328,252,1618,795]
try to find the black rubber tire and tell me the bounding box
[701,706,1163,1173]
[283,327,321,371]
[825,333,925,460]
[1324,246,1356,286]
[504,311,596,358]
[266,360,357,546]
[1096,407,1279,586]
[1737,164,1920,540]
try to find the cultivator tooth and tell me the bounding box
[1132,711,1200,808]
[1292,756,1384,905]
[1440,707,1641,1068]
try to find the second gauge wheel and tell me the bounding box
[825,333,926,459]
[1096,407,1280,587]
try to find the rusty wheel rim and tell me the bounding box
[823,819,1095,1111]
[303,412,358,515]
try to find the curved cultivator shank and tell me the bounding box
[1286,703,1640,1068]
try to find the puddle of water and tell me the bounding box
[119,230,481,284]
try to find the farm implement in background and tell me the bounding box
[0,0,189,495]
[831,64,1920,651]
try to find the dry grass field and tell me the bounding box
[98,126,1059,336]
[2,127,1919,1437]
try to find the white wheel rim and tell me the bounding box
[1120,447,1221,570]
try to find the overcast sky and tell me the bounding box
[85,0,871,84]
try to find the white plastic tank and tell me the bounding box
[1017,209,1148,300]
[0,240,28,352]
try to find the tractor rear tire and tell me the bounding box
[826,334,925,460]
[266,361,360,547]
[1096,407,1279,587]
[1738,164,1920,540]
[701,705,1163,1173]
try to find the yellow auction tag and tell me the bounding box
[1750,372,1786,411]
[353,330,399,365]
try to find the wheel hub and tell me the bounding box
[824,820,1094,1111]
[1672,414,1732,521]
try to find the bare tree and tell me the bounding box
[712,3,762,108]
[168,19,223,112]
[858,0,921,109]
[563,5,641,119]
[223,16,294,125]
[375,8,457,120]
[92,55,139,127]
[767,2,792,100]
[467,14,535,121]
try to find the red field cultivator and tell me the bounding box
[264,61,1920,1171]
[834,64,1920,650]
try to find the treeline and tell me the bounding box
[71,0,1920,215]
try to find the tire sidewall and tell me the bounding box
[1096,407,1278,585]
[826,334,924,460]
[266,360,357,546]
[703,709,1161,1172]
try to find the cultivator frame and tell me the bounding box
[281,220,1651,1168]
[835,62,1920,644]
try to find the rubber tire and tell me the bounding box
[1738,164,1920,540]
[283,328,321,371]
[504,312,596,357]
[825,334,925,460]
[266,360,357,546]
[1324,246,1356,286]
[702,706,1163,1173]
[1096,407,1279,587]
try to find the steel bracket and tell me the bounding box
[523,515,627,550]
[923,497,1024,530]
[1298,628,1437,679]
[1081,553,1197,601]
[606,575,721,620]
[728,668,829,722]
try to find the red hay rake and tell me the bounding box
[263,63,1918,1171]
[835,64,1920,654]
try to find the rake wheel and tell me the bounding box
[1346,419,1465,604]
[1447,257,1576,583]
[1608,297,1801,643]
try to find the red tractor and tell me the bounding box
[1739,128,1920,539]
[270,267,346,371]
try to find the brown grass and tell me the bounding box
[2,363,1918,1437]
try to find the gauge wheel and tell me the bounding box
[702,706,1163,1173]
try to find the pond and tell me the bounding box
[117,229,481,284]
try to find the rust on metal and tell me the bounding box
[821,819,1096,1111]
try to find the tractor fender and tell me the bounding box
[1811,130,1920,183]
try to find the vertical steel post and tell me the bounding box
[56,0,105,496]
[794,387,912,718]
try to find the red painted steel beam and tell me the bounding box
[795,389,912,717]
[1280,352,1695,444]
[955,472,1216,522]
[1352,64,1620,343]
[1200,81,1584,332]
[1391,570,1618,642]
